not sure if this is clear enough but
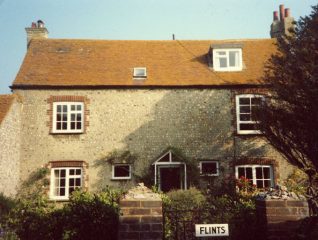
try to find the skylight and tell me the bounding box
[133,67,147,79]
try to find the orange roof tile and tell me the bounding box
[12,39,276,88]
[0,95,15,125]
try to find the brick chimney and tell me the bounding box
[25,20,48,48]
[270,5,294,38]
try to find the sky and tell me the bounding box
[0,0,316,94]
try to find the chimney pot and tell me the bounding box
[279,4,285,20]
[37,20,44,28]
[285,8,291,18]
[31,22,37,28]
[273,11,279,21]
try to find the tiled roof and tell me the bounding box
[0,95,15,125]
[12,39,276,88]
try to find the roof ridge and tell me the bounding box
[31,38,274,42]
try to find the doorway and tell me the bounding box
[159,166,182,192]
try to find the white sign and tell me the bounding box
[195,224,229,237]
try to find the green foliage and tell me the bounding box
[164,187,206,210]
[0,193,16,217]
[102,150,137,165]
[280,169,308,196]
[19,167,50,198]
[261,4,318,176]
[63,188,121,240]
[5,188,121,240]
[0,194,18,240]
[162,185,258,240]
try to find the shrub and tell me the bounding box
[164,187,206,210]
[65,188,121,240]
[6,187,122,240]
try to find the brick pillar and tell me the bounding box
[118,183,163,240]
[256,199,309,240]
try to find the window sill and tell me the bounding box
[200,174,219,177]
[111,178,131,181]
[50,131,84,135]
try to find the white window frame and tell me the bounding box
[236,94,264,135]
[52,102,84,133]
[133,67,147,79]
[213,48,242,71]
[199,161,219,176]
[235,165,274,188]
[112,164,132,180]
[50,167,82,200]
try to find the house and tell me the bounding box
[0,5,296,199]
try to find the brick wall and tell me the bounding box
[119,199,162,240]
[256,199,309,240]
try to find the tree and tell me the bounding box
[260,4,318,214]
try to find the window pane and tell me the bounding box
[246,168,253,179]
[57,105,61,112]
[70,169,75,175]
[77,114,81,121]
[240,106,250,113]
[256,180,264,188]
[229,51,238,67]
[201,162,217,175]
[60,179,65,187]
[60,170,66,178]
[256,167,263,179]
[239,98,250,105]
[71,114,75,121]
[238,167,245,178]
[69,187,74,195]
[77,122,82,129]
[71,122,75,130]
[135,69,145,76]
[57,114,61,121]
[69,178,74,186]
[219,58,227,68]
[264,180,271,188]
[217,51,226,55]
[75,178,81,186]
[60,188,65,196]
[63,105,67,112]
[63,114,67,121]
[263,167,270,179]
[77,105,82,111]
[114,165,130,177]
[75,169,81,175]
[240,114,251,121]
[71,105,75,111]
[62,122,67,130]
[56,122,61,130]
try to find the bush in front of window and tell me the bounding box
[64,188,121,240]
[5,187,122,240]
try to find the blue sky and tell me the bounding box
[0,0,316,94]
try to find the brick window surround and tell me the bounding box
[47,96,90,134]
[234,158,279,185]
[46,160,89,200]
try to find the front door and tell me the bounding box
[159,166,181,192]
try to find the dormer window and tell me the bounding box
[133,67,147,79]
[211,43,243,72]
[213,49,242,71]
